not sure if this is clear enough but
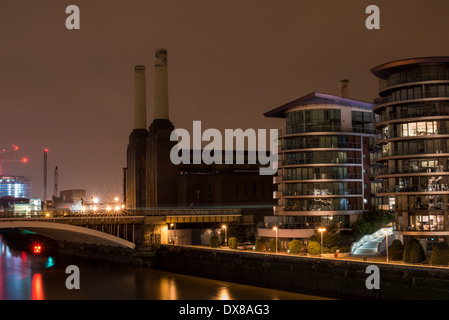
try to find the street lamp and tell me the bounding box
[171,223,177,244]
[222,225,227,246]
[318,227,326,255]
[273,226,278,253]
[384,229,389,262]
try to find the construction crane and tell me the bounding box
[0,145,27,176]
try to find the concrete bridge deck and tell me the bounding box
[0,208,243,250]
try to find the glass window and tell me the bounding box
[414,87,422,99]
[408,123,417,136]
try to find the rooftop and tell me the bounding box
[264,92,372,118]
[371,56,449,79]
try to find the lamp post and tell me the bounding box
[318,227,326,255]
[222,225,227,246]
[170,223,177,245]
[273,226,278,253]
[384,229,389,262]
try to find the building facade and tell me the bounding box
[372,57,449,247]
[0,176,32,198]
[260,91,375,248]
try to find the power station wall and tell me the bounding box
[146,119,178,208]
[176,172,275,207]
[126,129,148,210]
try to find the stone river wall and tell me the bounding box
[154,245,449,300]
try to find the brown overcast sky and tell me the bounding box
[0,0,448,201]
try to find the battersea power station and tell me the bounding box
[124,49,275,245]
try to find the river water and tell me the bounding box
[0,235,327,300]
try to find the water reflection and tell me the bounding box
[159,276,178,300]
[32,273,44,300]
[0,235,328,300]
[216,285,231,300]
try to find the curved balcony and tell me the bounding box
[374,152,449,163]
[273,207,364,216]
[375,167,449,179]
[279,127,376,137]
[282,158,362,166]
[378,68,449,92]
[374,96,449,112]
[283,172,363,181]
[374,115,449,130]
[375,187,449,196]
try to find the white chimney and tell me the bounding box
[133,65,147,129]
[154,48,169,120]
[339,79,350,98]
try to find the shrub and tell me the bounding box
[403,238,425,263]
[269,239,280,253]
[330,246,339,253]
[255,239,267,252]
[388,239,404,261]
[209,235,219,248]
[228,237,238,250]
[307,241,321,255]
[430,242,449,266]
[288,240,303,253]
[339,245,350,253]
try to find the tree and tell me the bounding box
[403,238,425,263]
[227,224,248,244]
[269,239,280,253]
[228,237,238,250]
[388,239,404,261]
[351,209,395,241]
[430,242,449,266]
[307,241,321,255]
[288,240,303,254]
[310,224,347,248]
[255,239,266,252]
[209,235,219,248]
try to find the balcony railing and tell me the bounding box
[282,142,362,150]
[379,72,449,90]
[284,189,363,196]
[376,130,449,141]
[283,205,363,212]
[283,158,362,166]
[375,110,449,123]
[376,185,449,193]
[280,127,377,136]
[283,172,363,181]
[375,167,449,176]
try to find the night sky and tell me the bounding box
[1,0,448,201]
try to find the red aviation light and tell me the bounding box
[22,157,28,163]
[33,244,42,254]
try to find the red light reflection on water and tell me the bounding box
[32,273,44,300]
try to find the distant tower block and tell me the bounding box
[339,79,350,98]
[154,48,169,120]
[134,65,147,129]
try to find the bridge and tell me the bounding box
[0,208,242,250]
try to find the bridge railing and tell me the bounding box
[0,207,243,219]
[142,208,242,216]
